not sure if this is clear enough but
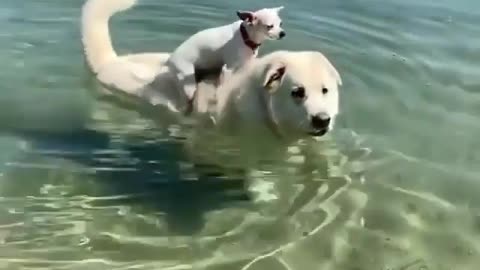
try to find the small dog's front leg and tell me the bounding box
[183,78,197,115]
[173,62,197,114]
[217,66,233,87]
[177,71,197,101]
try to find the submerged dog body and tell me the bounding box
[166,7,286,107]
[81,0,342,141]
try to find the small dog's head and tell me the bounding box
[259,51,342,138]
[237,7,285,41]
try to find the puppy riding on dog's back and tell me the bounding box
[166,6,286,113]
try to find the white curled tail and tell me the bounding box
[81,0,137,73]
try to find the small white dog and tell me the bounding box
[166,6,286,113]
[81,0,342,142]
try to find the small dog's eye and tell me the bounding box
[267,24,274,29]
[291,87,306,99]
[322,87,329,94]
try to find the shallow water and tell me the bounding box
[1,0,480,269]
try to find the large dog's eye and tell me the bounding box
[291,86,306,100]
[322,87,329,94]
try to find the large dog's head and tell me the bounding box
[258,51,342,138]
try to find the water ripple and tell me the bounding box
[0,0,479,269]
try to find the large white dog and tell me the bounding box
[166,6,286,113]
[81,0,342,142]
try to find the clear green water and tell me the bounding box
[1,0,480,269]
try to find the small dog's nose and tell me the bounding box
[311,113,330,129]
[279,31,286,39]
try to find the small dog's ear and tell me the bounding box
[236,10,256,23]
[263,62,287,92]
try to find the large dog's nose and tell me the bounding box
[311,113,330,129]
[279,31,286,39]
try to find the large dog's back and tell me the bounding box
[80,0,260,123]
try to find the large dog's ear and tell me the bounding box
[315,53,342,87]
[263,62,287,92]
[333,66,342,86]
[326,60,342,86]
[236,10,256,24]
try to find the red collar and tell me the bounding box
[240,24,261,51]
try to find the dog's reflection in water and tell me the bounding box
[14,129,251,235]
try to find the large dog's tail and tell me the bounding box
[81,0,137,73]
